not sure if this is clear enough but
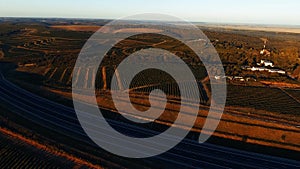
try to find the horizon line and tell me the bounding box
[1,16,300,27]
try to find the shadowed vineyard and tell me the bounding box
[226,85,300,115]
[0,133,76,168]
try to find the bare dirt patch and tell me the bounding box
[260,81,300,88]
[50,25,101,32]
[202,24,300,34]
[292,66,300,80]
[0,49,4,58]
[113,28,163,33]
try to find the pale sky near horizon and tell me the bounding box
[0,0,299,25]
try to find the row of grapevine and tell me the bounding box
[226,85,300,115]
[0,133,75,168]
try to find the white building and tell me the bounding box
[277,70,286,74]
[259,60,274,67]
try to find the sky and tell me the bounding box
[0,0,299,25]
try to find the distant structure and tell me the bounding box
[258,39,274,67]
[257,59,274,67]
[260,48,271,56]
[239,39,287,76]
[260,39,271,56]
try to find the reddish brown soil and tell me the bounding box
[260,81,300,88]
[50,25,101,32]
[49,88,300,152]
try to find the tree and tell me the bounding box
[252,57,257,66]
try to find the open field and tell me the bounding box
[0,18,300,167]
[113,28,163,33]
[48,85,300,152]
[6,61,299,154]
[51,25,101,32]
[199,24,300,34]
[1,68,300,163]
[1,19,300,83]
